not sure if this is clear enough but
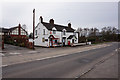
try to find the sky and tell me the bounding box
[0,0,118,34]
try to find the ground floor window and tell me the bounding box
[50,38,52,41]
[42,38,45,42]
[45,39,48,42]
[55,40,57,43]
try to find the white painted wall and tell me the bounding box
[11,28,18,35]
[34,22,49,47]
[34,21,78,47]
[49,30,61,42]
[11,27,27,35]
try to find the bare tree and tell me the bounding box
[77,28,82,37]
[22,24,28,31]
[89,28,99,37]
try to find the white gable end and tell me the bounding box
[62,28,66,31]
[34,22,49,47]
[52,27,57,30]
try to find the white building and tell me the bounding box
[34,16,78,47]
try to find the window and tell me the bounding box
[63,31,66,35]
[74,32,76,36]
[43,29,45,35]
[35,30,37,35]
[45,39,48,42]
[55,40,57,43]
[20,28,27,35]
[12,28,18,35]
[53,30,56,34]
[42,38,45,42]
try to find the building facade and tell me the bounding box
[1,24,28,48]
[34,16,78,47]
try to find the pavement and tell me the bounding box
[2,42,119,78]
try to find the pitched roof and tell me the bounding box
[0,24,28,35]
[9,25,27,33]
[9,26,18,32]
[36,22,75,32]
[67,35,77,39]
[0,28,9,33]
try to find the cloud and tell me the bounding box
[1,2,118,34]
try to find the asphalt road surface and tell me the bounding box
[2,42,118,78]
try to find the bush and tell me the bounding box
[19,42,25,47]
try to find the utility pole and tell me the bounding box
[33,9,35,50]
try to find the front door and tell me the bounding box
[68,41,70,45]
[72,39,74,43]
[62,37,66,46]
[49,38,53,46]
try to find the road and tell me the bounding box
[2,42,118,78]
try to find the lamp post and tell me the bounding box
[33,9,35,50]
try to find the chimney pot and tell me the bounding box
[49,19,54,25]
[40,16,43,23]
[68,23,71,28]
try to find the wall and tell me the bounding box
[34,23,49,47]
[11,27,27,36]
[34,22,79,47]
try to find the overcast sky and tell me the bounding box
[0,1,118,33]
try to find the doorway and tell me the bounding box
[72,39,74,43]
[62,37,66,46]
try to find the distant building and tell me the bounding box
[1,24,28,37]
[8,24,28,37]
[0,24,28,48]
[34,16,78,47]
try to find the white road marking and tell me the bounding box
[0,65,8,68]
[9,52,21,55]
[0,53,5,56]
[115,49,118,52]
[27,51,38,53]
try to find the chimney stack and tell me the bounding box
[40,16,43,23]
[68,23,71,28]
[49,19,54,25]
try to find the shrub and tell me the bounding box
[19,42,25,47]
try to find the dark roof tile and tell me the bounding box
[40,22,75,32]
[0,28,9,33]
[67,35,77,39]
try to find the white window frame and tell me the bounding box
[35,30,37,35]
[53,30,56,34]
[63,30,66,35]
[43,29,45,35]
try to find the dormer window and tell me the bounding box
[52,27,57,34]
[74,32,76,36]
[63,30,66,35]
[53,30,56,34]
[62,29,66,36]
